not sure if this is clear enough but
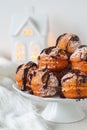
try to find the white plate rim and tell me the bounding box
[13,83,86,103]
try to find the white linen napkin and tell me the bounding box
[0,57,49,130]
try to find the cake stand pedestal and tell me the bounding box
[13,84,85,123]
[40,101,85,123]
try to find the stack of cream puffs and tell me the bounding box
[16,33,87,99]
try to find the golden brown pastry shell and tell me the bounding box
[71,61,87,73]
[31,70,58,97]
[16,66,29,90]
[38,56,68,71]
[62,78,87,98]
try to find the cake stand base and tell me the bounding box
[13,84,86,124]
[41,102,85,123]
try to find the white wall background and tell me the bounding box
[0,0,87,58]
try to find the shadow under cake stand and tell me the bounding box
[13,84,85,123]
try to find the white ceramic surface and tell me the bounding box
[13,84,86,123]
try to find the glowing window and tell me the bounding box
[30,43,40,61]
[16,43,25,61]
[23,29,33,35]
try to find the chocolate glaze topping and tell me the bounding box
[40,46,55,55]
[28,74,33,85]
[70,35,79,41]
[39,45,68,60]
[38,56,40,60]
[21,61,37,91]
[41,70,63,97]
[63,69,87,84]
[78,45,87,49]
[56,33,67,46]
[50,49,63,59]
[42,71,51,89]
[16,64,23,73]
[75,45,87,61]
[51,55,60,59]
[62,76,73,83]
[66,35,80,54]
[22,67,29,91]
[62,69,87,99]
[79,52,87,61]
[49,71,65,97]
[26,61,37,67]
[56,34,80,55]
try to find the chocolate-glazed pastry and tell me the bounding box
[56,64,71,84]
[61,70,87,99]
[16,61,37,93]
[56,33,81,54]
[38,46,68,71]
[70,45,87,73]
[31,68,59,97]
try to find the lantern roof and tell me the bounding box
[10,13,48,36]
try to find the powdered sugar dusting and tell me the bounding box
[70,46,87,60]
[38,71,59,96]
[49,73,59,87]
[70,41,80,50]
[39,87,57,96]
[61,72,76,83]
[40,47,68,59]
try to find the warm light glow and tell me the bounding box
[16,43,25,61]
[28,29,33,35]
[23,29,33,35]
[16,56,25,60]
[17,43,24,48]
[47,32,55,47]
[31,55,37,60]
[16,50,25,54]
[30,43,40,61]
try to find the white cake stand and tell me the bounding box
[13,84,85,123]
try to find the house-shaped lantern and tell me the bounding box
[10,13,48,64]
